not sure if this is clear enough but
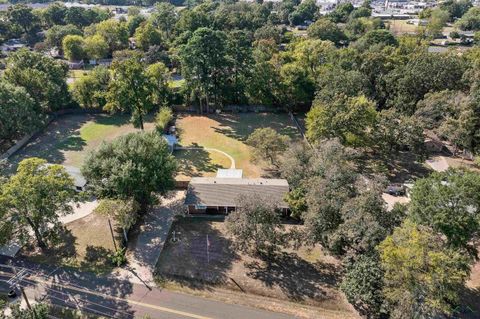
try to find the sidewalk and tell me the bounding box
[115,191,186,286]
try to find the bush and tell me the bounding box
[155,106,173,133]
[109,247,127,267]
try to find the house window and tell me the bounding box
[195,204,207,210]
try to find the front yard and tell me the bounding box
[155,218,357,319]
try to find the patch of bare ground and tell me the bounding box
[155,219,358,319]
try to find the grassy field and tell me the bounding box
[21,211,120,274]
[156,219,357,319]
[7,113,154,170]
[175,113,301,179]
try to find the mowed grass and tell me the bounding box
[8,113,154,170]
[175,113,300,178]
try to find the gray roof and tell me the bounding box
[185,177,290,208]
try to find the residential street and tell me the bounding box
[0,256,295,319]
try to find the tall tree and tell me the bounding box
[62,34,85,61]
[246,128,290,168]
[379,220,471,318]
[82,132,177,213]
[72,66,110,110]
[0,80,39,143]
[225,194,285,257]
[4,49,71,112]
[0,158,81,249]
[105,55,153,130]
[409,169,480,257]
[180,27,229,112]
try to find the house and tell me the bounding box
[67,60,84,70]
[185,177,290,214]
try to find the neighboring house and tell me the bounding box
[185,177,290,214]
[67,60,84,70]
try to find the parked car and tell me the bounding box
[385,184,406,196]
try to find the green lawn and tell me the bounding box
[8,114,154,170]
[175,113,301,178]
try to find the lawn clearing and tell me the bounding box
[7,113,154,170]
[175,113,301,179]
[20,211,120,274]
[156,219,357,319]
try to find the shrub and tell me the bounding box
[155,106,173,133]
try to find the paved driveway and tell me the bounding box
[116,191,186,286]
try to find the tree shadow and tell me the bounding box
[94,114,131,127]
[80,245,114,271]
[212,113,300,142]
[175,147,224,177]
[244,252,341,302]
[458,286,480,319]
[5,114,93,173]
[155,218,239,291]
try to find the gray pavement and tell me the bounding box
[0,258,295,319]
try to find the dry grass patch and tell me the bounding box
[175,113,300,178]
[156,219,357,319]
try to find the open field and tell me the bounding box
[156,219,357,319]
[175,113,301,179]
[21,211,120,274]
[7,113,154,171]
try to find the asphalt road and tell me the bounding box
[0,256,295,319]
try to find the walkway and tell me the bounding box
[115,191,186,286]
[177,146,236,169]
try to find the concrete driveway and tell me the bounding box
[116,191,186,286]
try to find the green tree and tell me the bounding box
[180,27,229,112]
[425,9,449,37]
[354,29,398,51]
[306,95,377,146]
[45,24,82,51]
[373,108,425,157]
[105,56,153,130]
[92,19,129,53]
[5,49,71,112]
[145,62,170,106]
[379,220,471,318]
[94,199,139,243]
[134,22,162,51]
[440,0,472,21]
[62,34,85,61]
[328,2,355,23]
[82,131,177,213]
[456,6,480,30]
[72,66,110,109]
[0,158,81,249]
[246,128,290,168]
[288,0,318,25]
[83,34,109,60]
[340,254,385,318]
[225,194,285,257]
[151,2,177,38]
[307,18,347,45]
[154,106,173,133]
[409,169,480,257]
[7,4,40,37]
[0,80,39,143]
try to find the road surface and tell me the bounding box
[0,256,295,319]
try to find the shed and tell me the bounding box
[162,134,178,152]
[185,177,290,214]
[216,169,243,179]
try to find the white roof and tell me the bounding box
[216,169,243,179]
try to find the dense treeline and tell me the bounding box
[1,1,480,316]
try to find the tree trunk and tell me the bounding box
[26,217,47,250]
[139,113,144,131]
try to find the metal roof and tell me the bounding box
[216,169,243,179]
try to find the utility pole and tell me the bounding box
[8,268,32,311]
[108,219,118,252]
